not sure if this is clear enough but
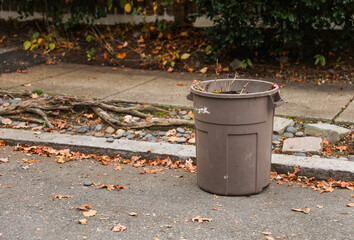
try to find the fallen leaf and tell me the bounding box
[322,139,329,145]
[117,52,126,59]
[114,185,127,190]
[129,212,138,216]
[262,232,272,235]
[46,60,52,65]
[168,136,179,142]
[99,217,110,220]
[177,83,185,86]
[166,129,176,136]
[56,156,65,164]
[31,93,39,99]
[113,166,122,171]
[112,67,117,71]
[23,83,32,87]
[347,203,354,207]
[291,208,310,214]
[167,67,174,72]
[265,237,275,240]
[294,78,302,82]
[335,145,347,151]
[275,73,283,78]
[78,219,87,225]
[212,206,222,211]
[192,216,212,223]
[77,204,92,211]
[111,223,127,232]
[200,67,208,74]
[100,184,115,191]
[83,210,97,217]
[54,195,72,200]
[187,67,194,73]
[147,149,153,153]
[181,53,191,60]
[0,157,9,163]
[1,117,12,125]
[316,205,324,209]
[84,113,94,119]
[184,159,197,173]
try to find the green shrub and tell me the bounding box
[196,0,353,57]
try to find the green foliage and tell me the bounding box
[86,48,96,61]
[23,32,56,52]
[314,54,326,66]
[196,0,353,57]
[240,58,253,69]
[31,89,43,95]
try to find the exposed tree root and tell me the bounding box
[0,91,194,130]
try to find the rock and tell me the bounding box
[12,121,19,126]
[273,117,295,135]
[176,127,185,134]
[116,129,125,135]
[67,127,73,131]
[176,133,183,137]
[139,132,146,137]
[145,134,152,138]
[182,115,192,120]
[169,111,177,117]
[106,138,114,143]
[349,156,354,161]
[328,156,337,160]
[188,138,196,144]
[295,131,304,137]
[73,125,81,129]
[161,136,168,141]
[295,152,306,157]
[86,132,93,136]
[272,140,281,146]
[18,122,26,127]
[185,131,193,135]
[94,132,105,137]
[83,181,93,186]
[123,131,133,137]
[338,157,348,161]
[286,126,298,134]
[158,132,165,136]
[152,133,157,137]
[89,125,95,131]
[312,155,320,158]
[283,132,294,138]
[127,134,135,139]
[327,68,335,74]
[282,137,323,154]
[147,136,158,141]
[230,58,241,70]
[59,129,66,134]
[105,134,112,138]
[105,126,115,134]
[96,124,103,131]
[272,134,282,140]
[305,123,350,144]
[29,123,39,128]
[77,127,88,133]
[114,134,123,139]
[177,137,187,143]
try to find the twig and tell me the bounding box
[240,80,250,94]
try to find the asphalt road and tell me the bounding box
[0,145,353,240]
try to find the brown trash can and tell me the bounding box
[187,79,284,196]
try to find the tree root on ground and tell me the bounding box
[0,91,194,130]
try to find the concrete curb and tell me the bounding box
[1,128,353,181]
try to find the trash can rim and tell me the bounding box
[190,78,279,99]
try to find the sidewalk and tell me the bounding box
[1,63,353,123]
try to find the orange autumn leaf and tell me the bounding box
[103,53,108,59]
[117,52,126,59]
[151,49,159,54]
[335,145,347,151]
[294,78,302,82]
[54,195,72,200]
[322,139,329,145]
[177,83,185,86]
[291,208,310,214]
[113,166,122,171]
[77,204,92,211]
[112,67,117,71]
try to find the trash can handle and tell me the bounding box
[269,92,284,108]
[187,92,193,101]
